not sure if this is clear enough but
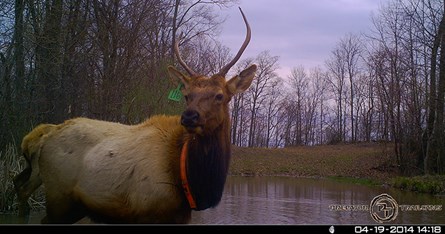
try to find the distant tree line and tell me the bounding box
[1,0,444,175]
[228,0,445,175]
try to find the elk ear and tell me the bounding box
[167,66,191,88]
[227,64,257,96]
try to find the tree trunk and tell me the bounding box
[425,3,445,174]
[434,9,445,174]
[35,0,64,123]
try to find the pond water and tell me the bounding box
[190,176,444,225]
[1,176,444,225]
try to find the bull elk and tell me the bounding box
[13,7,257,224]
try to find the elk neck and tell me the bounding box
[182,113,231,211]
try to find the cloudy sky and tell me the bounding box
[217,0,385,78]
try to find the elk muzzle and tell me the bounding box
[181,109,203,134]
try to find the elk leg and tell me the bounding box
[13,167,31,189]
[13,167,32,217]
[14,166,43,216]
[44,194,87,224]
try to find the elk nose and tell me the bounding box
[181,110,199,127]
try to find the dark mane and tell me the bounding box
[186,123,231,210]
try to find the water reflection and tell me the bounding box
[190,176,444,225]
[1,176,443,224]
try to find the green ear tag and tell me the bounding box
[168,83,183,102]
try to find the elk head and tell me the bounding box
[168,7,257,136]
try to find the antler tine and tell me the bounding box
[174,34,197,77]
[217,7,251,77]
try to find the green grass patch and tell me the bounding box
[390,175,445,194]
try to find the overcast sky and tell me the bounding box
[217,0,385,78]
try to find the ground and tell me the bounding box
[229,142,400,184]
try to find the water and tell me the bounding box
[190,176,444,225]
[1,176,444,225]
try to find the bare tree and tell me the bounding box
[244,51,280,147]
[285,65,308,146]
[339,34,363,142]
[231,57,254,146]
[309,66,329,145]
[263,78,284,147]
[325,47,347,143]
[0,0,239,150]
[364,0,445,174]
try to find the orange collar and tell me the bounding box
[180,140,197,209]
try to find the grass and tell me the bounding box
[0,143,45,214]
[229,142,399,183]
[391,175,445,194]
[0,143,22,213]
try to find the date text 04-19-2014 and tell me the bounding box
[354,226,442,234]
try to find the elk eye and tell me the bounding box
[184,95,189,102]
[215,93,224,101]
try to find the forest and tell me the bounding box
[1,0,444,177]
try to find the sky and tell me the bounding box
[217,0,385,78]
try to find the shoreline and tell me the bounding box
[229,143,445,195]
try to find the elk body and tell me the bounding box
[13,8,257,224]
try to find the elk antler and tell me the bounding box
[174,34,197,77]
[217,7,252,77]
